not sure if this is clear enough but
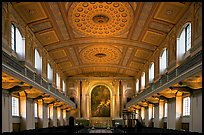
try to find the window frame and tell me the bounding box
[141,72,145,90]
[164,102,168,118]
[183,96,190,116]
[12,96,20,117]
[34,102,38,118]
[149,62,154,83]
[160,48,168,74]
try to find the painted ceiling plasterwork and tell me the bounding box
[12,2,190,77]
[68,2,133,37]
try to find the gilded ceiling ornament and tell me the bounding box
[80,45,121,64]
[68,2,133,37]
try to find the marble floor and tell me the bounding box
[88,129,113,133]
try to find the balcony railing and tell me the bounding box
[127,51,202,106]
[2,51,75,108]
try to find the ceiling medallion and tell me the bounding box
[68,2,134,37]
[92,14,109,24]
[80,45,121,64]
[95,53,107,58]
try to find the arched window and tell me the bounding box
[63,80,66,93]
[141,72,145,90]
[11,23,25,59]
[34,48,42,73]
[47,63,53,82]
[136,79,139,94]
[160,48,168,74]
[149,62,154,83]
[177,23,191,61]
[56,73,60,89]
[164,102,168,117]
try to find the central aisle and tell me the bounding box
[88,129,113,133]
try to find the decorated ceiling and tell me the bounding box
[12,2,190,77]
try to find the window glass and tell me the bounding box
[12,97,19,116]
[35,49,42,73]
[141,72,145,89]
[47,63,53,82]
[136,79,139,94]
[164,102,168,117]
[149,63,154,83]
[34,103,38,118]
[63,80,66,93]
[160,48,168,74]
[183,97,190,116]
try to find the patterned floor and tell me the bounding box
[88,129,113,133]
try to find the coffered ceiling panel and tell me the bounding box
[36,30,60,45]
[13,2,48,24]
[59,62,73,69]
[148,21,173,33]
[153,2,188,24]
[129,62,144,69]
[49,49,67,60]
[135,49,152,59]
[29,21,52,33]
[142,30,165,46]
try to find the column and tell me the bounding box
[154,103,160,128]
[53,107,57,126]
[167,98,176,130]
[66,111,70,125]
[175,95,182,130]
[42,102,48,128]
[158,100,164,128]
[20,94,35,131]
[37,100,43,128]
[148,104,153,127]
[144,107,148,127]
[115,81,120,118]
[190,90,202,133]
[2,90,12,132]
[57,107,63,126]
[62,110,67,125]
[49,104,54,127]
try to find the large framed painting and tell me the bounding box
[91,85,110,117]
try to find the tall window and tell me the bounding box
[47,63,53,82]
[152,106,154,119]
[183,97,190,116]
[48,106,50,119]
[56,73,60,89]
[177,23,191,61]
[34,102,38,118]
[12,97,19,116]
[149,62,154,83]
[63,80,66,93]
[160,48,168,74]
[11,23,25,59]
[35,48,42,73]
[164,102,168,117]
[141,72,145,89]
[136,79,139,94]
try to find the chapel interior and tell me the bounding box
[2,2,202,133]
